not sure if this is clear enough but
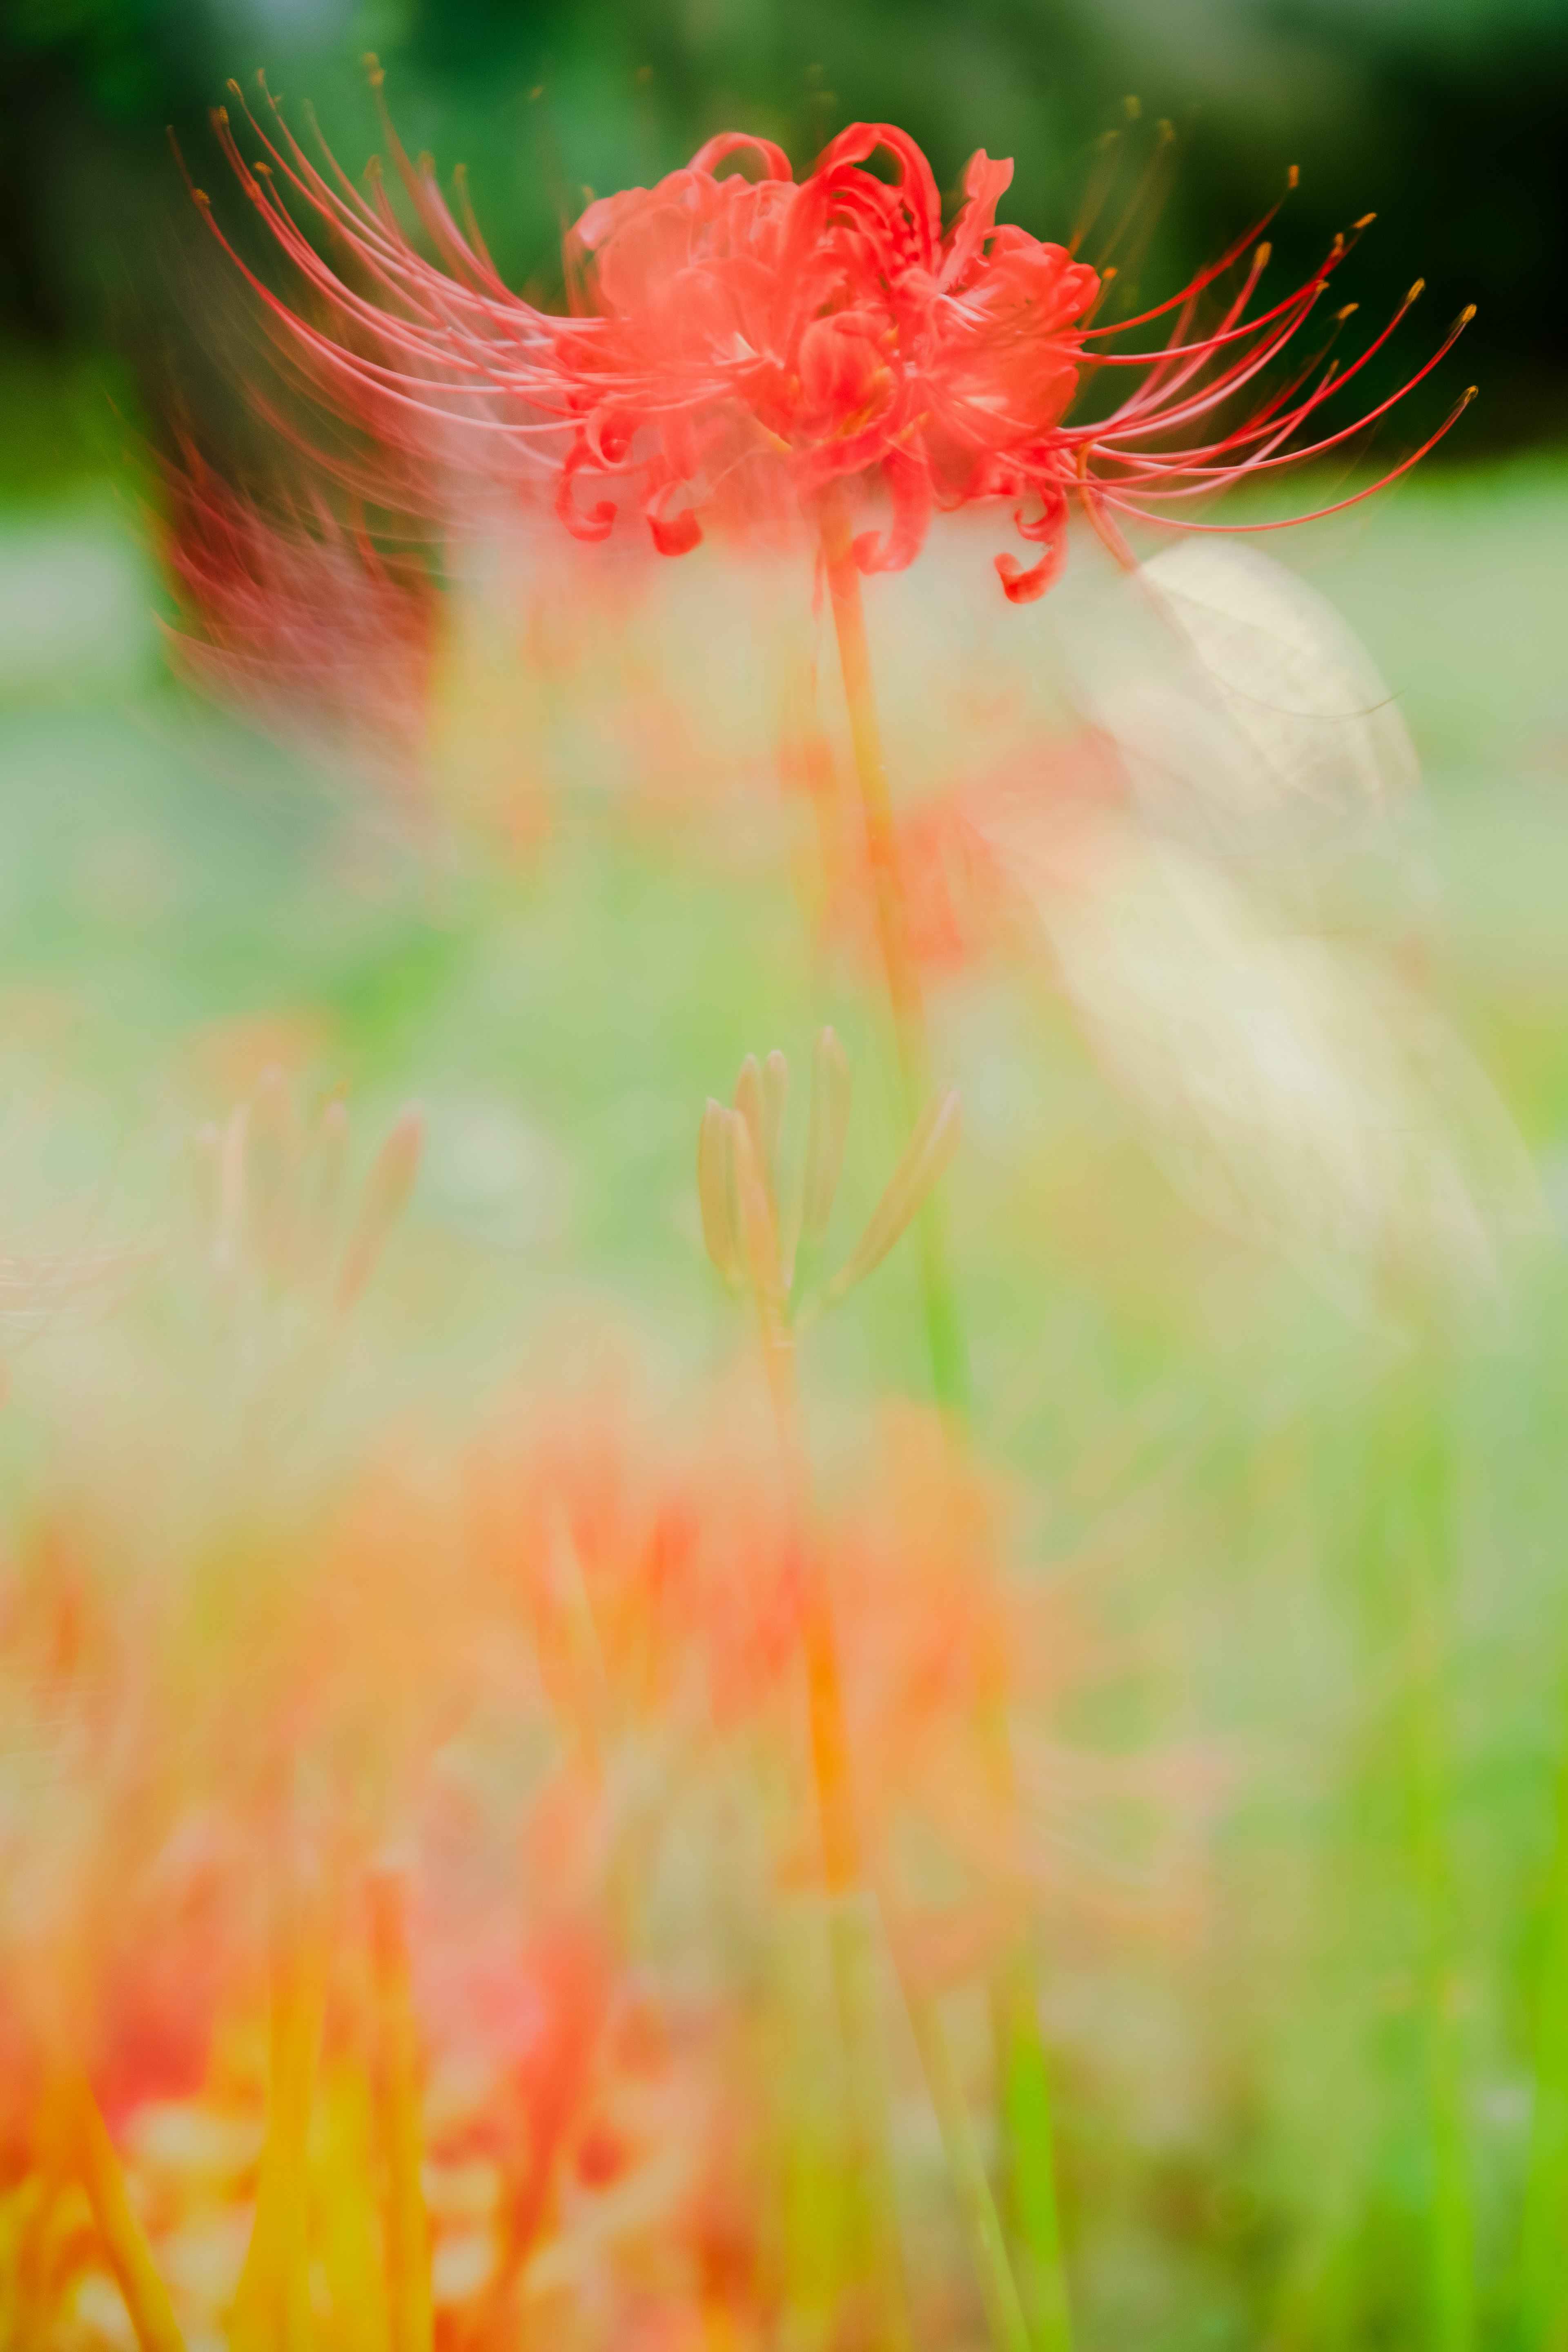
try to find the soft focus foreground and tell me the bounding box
[3,362,1568,2352]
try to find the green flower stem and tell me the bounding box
[817,489,1070,2352]
[831,1894,917,2352]
[992,1947,1073,2352]
[1369,1345,1474,2352]
[910,1991,1034,2352]
[754,1275,912,2352]
[818,492,967,1424]
[1516,1730,1568,2345]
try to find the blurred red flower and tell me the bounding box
[161,458,436,793]
[192,85,1472,605]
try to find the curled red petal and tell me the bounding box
[815,122,944,265]
[939,149,1016,292]
[584,406,636,468]
[993,535,1069,604]
[649,506,703,556]
[852,448,933,575]
[1014,485,1069,546]
[557,444,617,542]
[687,131,794,183]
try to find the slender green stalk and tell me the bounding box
[1417,1751,1474,2352]
[736,1120,911,2352]
[829,1893,915,2352]
[992,1951,1073,2352]
[1367,1348,1474,2352]
[1402,1386,1472,2352]
[1516,1729,1568,2345]
[816,491,1071,2352]
[818,492,967,1423]
[910,1992,1033,2352]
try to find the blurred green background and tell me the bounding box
[4,4,1568,2349]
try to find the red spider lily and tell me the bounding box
[189,77,1474,605]
[161,457,437,794]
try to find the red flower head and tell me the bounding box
[192,79,1473,602]
[550,126,1098,588]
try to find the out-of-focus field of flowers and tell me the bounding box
[2,418,1568,2345]
[3,3,1568,2345]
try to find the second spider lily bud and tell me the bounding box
[728,1109,788,1340]
[761,1050,790,1193]
[824,1087,963,1310]
[336,1105,424,1312]
[698,1097,744,1289]
[701,1034,861,1316]
[732,1054,772,1208]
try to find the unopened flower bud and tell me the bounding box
[826,1086,962,1306]
[698,1098,742,1287]
[762,1049,790,1199]
[728,1109,786,1335]
[732,1054,766,1189]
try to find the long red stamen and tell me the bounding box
[1074,164,1303,339]
[1096,300,1473,501]
[1100,385,1477,531]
